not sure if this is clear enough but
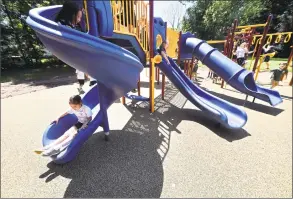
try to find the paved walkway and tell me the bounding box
[1,68,292,198]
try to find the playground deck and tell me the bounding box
[1,67,292,198]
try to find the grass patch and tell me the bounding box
[245,60,292,72]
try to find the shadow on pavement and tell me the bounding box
[39,84,250,198]
[207,89,284,116]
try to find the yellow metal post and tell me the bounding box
[83,0,90,32]
[150,55,163,113]
[254,57,263,81]
[150,58,155,113]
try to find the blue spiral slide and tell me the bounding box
[26,6,143,164]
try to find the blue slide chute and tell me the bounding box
[185,38,283,106]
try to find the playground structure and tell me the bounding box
[26,0,285,164]
[222,16,292,83]
[287,46,293,86]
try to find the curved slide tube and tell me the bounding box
[186,38,283,106]
[26,6,143,164]
[157,56,247,129]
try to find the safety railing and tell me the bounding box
[111,0,150,59]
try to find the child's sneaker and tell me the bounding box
[77,88,85,95]
[34,149,43,155]
[42,148,60,157]
[80,89,85,94]
[131,89,137,93]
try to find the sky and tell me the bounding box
[153,1,192,28]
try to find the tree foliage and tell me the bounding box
[1,0,64,70]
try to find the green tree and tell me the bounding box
[181,0,213,39]
[1,0,64,70]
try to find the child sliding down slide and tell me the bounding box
[34,95,92,156]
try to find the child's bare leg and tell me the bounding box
[52,132,75,151]
[40,128,75,151]
[270,80,274,89]
[34,132,70,154]
[266,62,269,69]
[40,128,77,155]
[44,133,70,149]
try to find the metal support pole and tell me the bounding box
[252,14,273,72]
[149,0,154,112]
[162,74,165,100]
[161,21,167,100]
[156,67,160,85]
[122,96,126,105]
[282,45,293,81]
[177,31,182,65]
[137,76,141,96]
[221,19,238,88]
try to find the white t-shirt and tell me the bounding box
[67,104,92,124]
[236,47,246,58]
[76,70,85,80]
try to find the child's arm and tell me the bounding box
[54,112,69,124]
[80,107,93,129]
[263,44,270,52]
[161,51,170,65]
[80,116,92,129]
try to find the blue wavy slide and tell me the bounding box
[26,6,143,164]
[185,38,283,106]
[157,56,247,129]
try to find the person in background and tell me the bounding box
[55,0,85,32]
[262,43,276,70]
[76,69,85,94]
[55,1,87,94]
[191,57,199,81]
[232,41,240,62]
[207,70,213,78]
[157,40,171,65]
[234,42,253,68]
[270,63,288,89]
